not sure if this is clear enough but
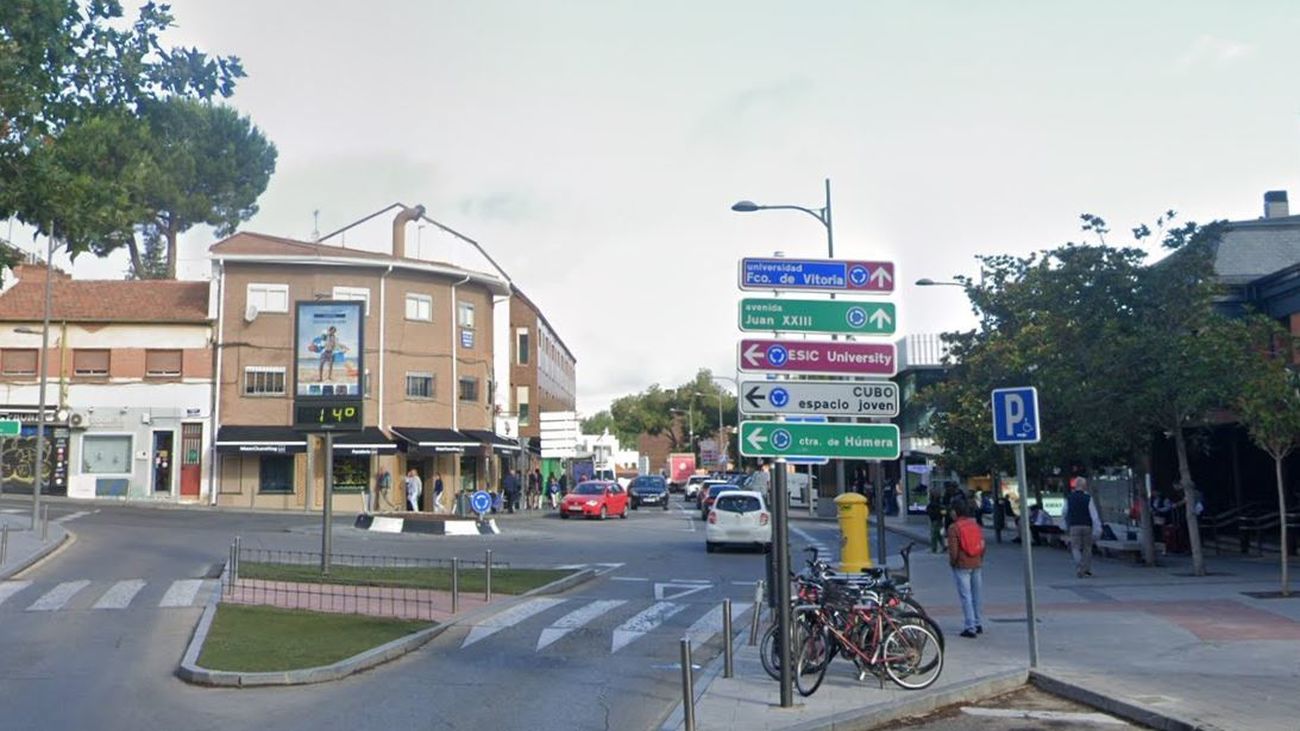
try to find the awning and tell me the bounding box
[391,427,478,453]
[329,427,398,455]
[215,426,308,454]
[463,429,522,453]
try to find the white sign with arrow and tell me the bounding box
[739,379,899,418]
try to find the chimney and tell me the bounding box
[1264,190,1289,219]
[391,204,426,258]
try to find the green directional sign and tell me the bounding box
[739,298,896,336]
[739,421,900,460]
[0,419,19,437]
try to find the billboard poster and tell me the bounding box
[295,301,363,398]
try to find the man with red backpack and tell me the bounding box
[947,499,986,639]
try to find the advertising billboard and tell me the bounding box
[293,300,364,431]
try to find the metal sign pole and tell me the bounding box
[321,431,334,576]
[873,462,886,564]
[1015,442,1039,667]
[773,461,793,707]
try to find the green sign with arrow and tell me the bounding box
[739,421,900,460]
[738,298,895,336]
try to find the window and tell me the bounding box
[82,435,131,474]
[73,349,110,377]
[332,454,368,494]
[458,377,478,402]
[458,301,475,329]
[145,349,182,378]
[516,328,530,365]
[332,286,371,315]
[247,283,289,314]
[243,366,286,396]
[1,349,37,376]
[405,293,432,321]
[259,455,295,494]
[406,373,434,399]
[517,386,531,426]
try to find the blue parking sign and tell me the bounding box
[991,387,1041,445]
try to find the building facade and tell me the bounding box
[0,264,214,501]
[509,286,577,460]
[210,213,512,512]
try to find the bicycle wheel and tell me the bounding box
[889,609,945,662]
[794,626,831,697]
[759,623,781,681]
[882,623,943,690]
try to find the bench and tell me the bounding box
[1096,539,1143,562]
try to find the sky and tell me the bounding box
[9,1,1300,416]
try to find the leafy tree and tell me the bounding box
[130,98,276,278]
[0,1,244,272]
[581,410,616,436]
[128,225,168,279]
[605,369,737,461]
[1234,316,1300,596]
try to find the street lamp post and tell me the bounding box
[694,391,725,470]
[20,231,57,530]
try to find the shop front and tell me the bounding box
[214,425,309,509]
[0,407,68,497]
[330,427,398,512]
[391,427,477,512]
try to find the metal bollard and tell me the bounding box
[1,523,8,565]
[723,598,734,678]
[680,638,696,731]
[485,549,493,603]
[233,535,241,582]
[452,557,460,614]
[749,580,764,646]
[41,504,48,541]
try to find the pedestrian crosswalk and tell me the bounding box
[455,596,755,656]
[0,578,218,614]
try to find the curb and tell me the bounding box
[784,668,1029,731]
[1029,670,1230,731]
[353,514,500,536]
[176,565,596,687]
[656,623,752,731]
[0,525,72,581]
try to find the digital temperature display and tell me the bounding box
[294,402,363,431]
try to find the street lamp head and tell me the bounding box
[915,278,938,286]
[730,200,760,213]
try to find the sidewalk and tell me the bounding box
[0,512,69,581]
[681,512,1300,731]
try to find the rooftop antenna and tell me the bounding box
[311,209,320,242]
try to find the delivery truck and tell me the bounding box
[667,452,696,492]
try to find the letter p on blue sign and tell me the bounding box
[992,387,1041,445]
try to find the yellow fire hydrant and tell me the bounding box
[836,492,872,571]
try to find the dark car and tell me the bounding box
[699,483,733,519]
[629,475,669,510]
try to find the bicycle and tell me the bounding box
[793,584,944,695]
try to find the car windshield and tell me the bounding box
[633,478,665,492]
[573,483,606,495]
[715,494,762,513]
[707,485,730,497]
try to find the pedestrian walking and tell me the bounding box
[405,469,423,513]
[503,468,521,514]
[527,468,540,510]
[947,500,986,638]
[432,473,445,513]
[1065,475,1102,577]
[558,472,568,498]
[925,486,946,553]
[372,467,392,513]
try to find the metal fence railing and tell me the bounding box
[222,541,508,621]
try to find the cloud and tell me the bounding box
[457,190,540,225]
[691,76,816,143]
[1178,34,1252,68]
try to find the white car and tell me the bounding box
[683,475,711,499]
[705,490,772,553]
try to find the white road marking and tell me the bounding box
[609,577,649,582]
[536,599,627,651]
[731,581,759,586]
[0,581,32,606]
[668,579,711,584]
[158,579,204,608]
[674,505,697,532]
[27,580,90,611]
[53,510,94,524]
[555,563,625,575]
[93,579,147,610]
[961,707,1127,725]
[685,602,752,647]
[655,582,712,600]
[611,601,685,653]
[790,525,832,557]
[461,598,566,648]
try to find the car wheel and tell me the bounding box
[560,512,570,520]
[632,502,639,510]
[620,506,628,519]
[662,503,669,511]
[600,506,608,520]
[706,542,717,553]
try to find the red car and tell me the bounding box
[560,481,629,520]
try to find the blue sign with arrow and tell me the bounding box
[469,490,493,516]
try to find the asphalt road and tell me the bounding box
[0,495,885,731]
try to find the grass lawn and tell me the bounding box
[198,604,431,672]
[238,562,573,595]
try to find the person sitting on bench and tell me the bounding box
[1028,502,1063,545]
